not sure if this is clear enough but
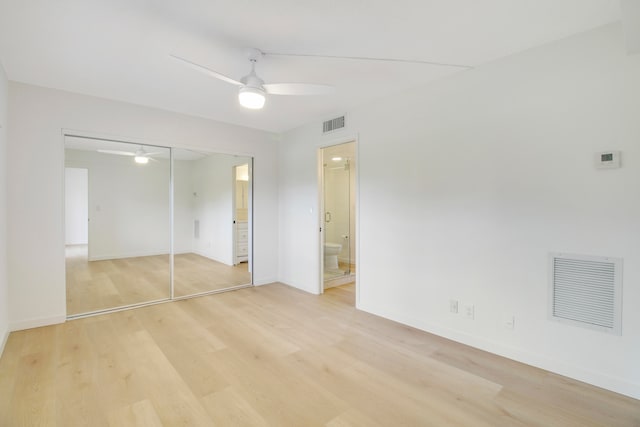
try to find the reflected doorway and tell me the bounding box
[233,163,250,266]
[321,141,356,290]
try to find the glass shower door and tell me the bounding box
[323,159,351,280]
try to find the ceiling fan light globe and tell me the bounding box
[238,87,266,109]
[134,155,149,164]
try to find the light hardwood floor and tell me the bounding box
[1,283,638,426]
[66,245,250,315]
[174,253,250,298]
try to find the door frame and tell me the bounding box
[317,137,359,306]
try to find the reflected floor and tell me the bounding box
[173,253,250,297]
[66,245,250,315]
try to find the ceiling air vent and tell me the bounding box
[549,253,622,335]
[323,116,345,134]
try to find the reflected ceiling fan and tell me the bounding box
[170,48,472,110]
[97,146,162,164]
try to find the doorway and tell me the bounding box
[233,163,250,266]
[321,141,356,291]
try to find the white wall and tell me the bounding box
[191,153,250,265]
[7,83,279,330]
[278,23,640,399]
[64,167,88,245]
[65,149,171,260]
[0,63,8,353]
[173,153,252,264]
[173,158,196,254]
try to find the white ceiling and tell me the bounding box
[0,1,622,133]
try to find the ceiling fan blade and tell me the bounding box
[263,83,335,96]
[97,149,135,156]
[170,54,243,86]
[263,51,473,69]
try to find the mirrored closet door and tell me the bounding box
[64,136,171,315]
[172,149,252,297]
[64,136,253,316]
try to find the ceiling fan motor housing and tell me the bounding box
[238,62,267,109]
[241,61,265,89]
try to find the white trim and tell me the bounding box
[61,131,68,315]
[170,283,252,301]
[317,148,325,294]
[68,299,171,320]
[0,328,10,357]
[359,301,640,400]
[88,251,173,261]
[170,147,175,299]
[232,165,239,265]
[252,278,277,286]
[61,128,256,158]
[10,315,66,332]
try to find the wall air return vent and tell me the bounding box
[549,253,622,335]
[323,115,345,134]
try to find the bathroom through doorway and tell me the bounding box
[320,141,356,292]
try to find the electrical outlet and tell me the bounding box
[463,304,475,320]
[449,300,458,314]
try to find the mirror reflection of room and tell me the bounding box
[64,136,171,315]
[64,138,254,316]
[173,149,252,297]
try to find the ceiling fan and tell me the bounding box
[97,146,162,164]
[171,48,473,110]
[170,48,335,110]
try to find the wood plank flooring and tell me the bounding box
[66,245,250,315]
[2,283,638,426]
[174,253,250,298]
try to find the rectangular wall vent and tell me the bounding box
[323,116,345,133]
[549,253,622,335]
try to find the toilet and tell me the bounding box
[324,242,342,270]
